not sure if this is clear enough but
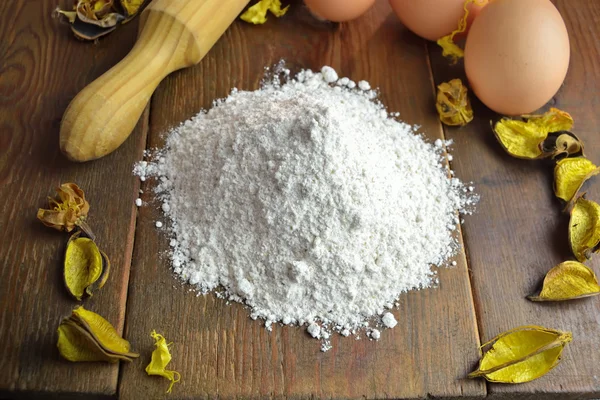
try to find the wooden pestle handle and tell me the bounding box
[60,0,250,162]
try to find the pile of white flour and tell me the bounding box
[135,65,477,351]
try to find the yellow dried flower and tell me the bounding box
[528,261,600,302]
[37,183,94,237]
[569,198,600,262]
[240,0,289,24]
[120,0,145,17]
[146,331,181,393]
[436,0,473,63]
[492,108,576,159]
[64,233,109,300]
[71,306,137,357]
[554,157,600,205]
[436,79,473,126]
[57,306,138,363]
[468,325,572,383]
[56,0,148,40]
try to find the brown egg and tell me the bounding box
[464,0,570,115]
[389,0,488,41]
[304,0,376,22]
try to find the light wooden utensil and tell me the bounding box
[60,0,251,162]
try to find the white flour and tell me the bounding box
[135,65,477,351]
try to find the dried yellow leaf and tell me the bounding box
[569,198,600,262]
[146,331,181,393]
[468,325,572,383]
[37,183,92,236]
[492,108,575,159]
[554,157,600,204]
[436,79,473,126]
[64,234,104,300]
[528,261,600,301]
[240,0,289,24]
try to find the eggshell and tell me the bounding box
[304,0,376,22]
[389,0,488,41]
[464,0,570,115]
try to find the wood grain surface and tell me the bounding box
[1,0,600,399]
[0,0,148,397]
[118,2,484,399]
[427,1,600,399]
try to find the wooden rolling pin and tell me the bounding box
[60,0,250,162]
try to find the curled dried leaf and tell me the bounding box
[146,331,181,393]
[528,261,600,302]
[57,307,138,363]
[569,198,600,262]
[240,0,289,24]
[37,183,93,238]
[71,306,138,358]
[492,108,575,159]
[57,320,119,363]
[468,325,572,383]
[436,79,473,126]
[554,157,600,205]
[64,234,104,300]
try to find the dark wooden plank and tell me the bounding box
[0,1,147,397]
[119,1,485,398]
[427,0,600,398]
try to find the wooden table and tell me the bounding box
[1,0,599,398]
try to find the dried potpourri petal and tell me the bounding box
[57,0,147,40]
[57,320,120,362]
[75,0,116,25]
[57,307,138,362]
[71,306,138,358]
[569,197,600,262]
[119,0,145,18]
[37,182,94,238]
[554,157,600,205]
[240,0,289,24]
[528,261,600,302]
[541,131,584,160]
[146,331,181,393]
[468,325,572,383]
[64,233,105,300]
[436,0,474,63]
[87,249,111,294]
[436,79,473,126]
[57,9,77,23]
[492,108,575,159]
[522,108,574,133]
